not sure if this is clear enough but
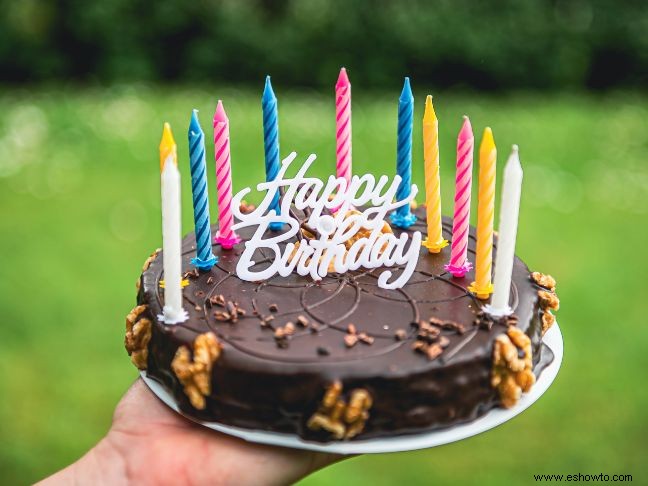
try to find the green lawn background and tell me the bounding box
[0,86,646,484]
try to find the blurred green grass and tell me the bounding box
[0,85,646,485]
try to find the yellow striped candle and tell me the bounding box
[422,95,448,253]
[468,127,496,299]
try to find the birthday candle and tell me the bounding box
[422,95,448,253]
[262,76,283,231]
[213,101,241,250]
[188,110,218,271]
[445,116,474,278]
[335,67,352,186]
[486,145,523,316]
[468,127,496,298]
[159,123,188,324]
[390,77,417,229]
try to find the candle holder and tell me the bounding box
[390,211,417,229]
[482,303,513,318]
[215,232,241,250]
[444,261,472,278]
[160,306,189,325]
[422,237,449,254]
[191,254,219,271]
[467,281,494,300]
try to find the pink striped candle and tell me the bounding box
[213,100,240,249]
[445,116,474,278]
[335,67,352,185]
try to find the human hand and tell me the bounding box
[40,379,343,485]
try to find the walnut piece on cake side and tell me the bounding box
[530,271,560,335]
[491,327,536,408]
[489,271,560,408]
[307,381,373,440]
[171,332,222,410]
[124,304,152,370]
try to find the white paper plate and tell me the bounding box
[141,323,563,454]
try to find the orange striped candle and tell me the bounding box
[422,96,448,253]
[468,127,496,299]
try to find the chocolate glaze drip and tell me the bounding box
[138,208,553,441]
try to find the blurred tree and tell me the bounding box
[0,0,645,90]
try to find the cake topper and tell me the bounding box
[231,153,422,289]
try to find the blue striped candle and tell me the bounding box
[390,77,417,229]
[188,110,218,270]
[262,76,283,231]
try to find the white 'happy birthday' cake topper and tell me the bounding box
[231,153,422,289]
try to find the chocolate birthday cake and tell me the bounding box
[125,207,560,441]
[125,70,561,442]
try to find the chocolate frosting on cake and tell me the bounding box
[134,208,554,441]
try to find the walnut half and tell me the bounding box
[124,304,152,370]
[491,327,536,408]
[531,271,556,291]
[531,271,560,336]
[171,332,221,410]
[307,381,373,440]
